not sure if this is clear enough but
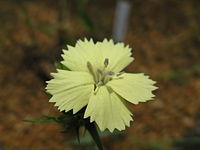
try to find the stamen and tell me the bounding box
[96,69,102,84]
[94,86,100,95]
[116,71,125,76]
[104,58,109,68]
[87,61,97,83]
[103,76,112,84]
[87,59,124,91]
[107,71,115,76]
[87,61,92,70]
[97,69,103,74]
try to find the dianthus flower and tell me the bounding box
[46,39,157,132]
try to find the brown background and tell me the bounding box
[0,0,200,150]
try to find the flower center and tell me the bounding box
[87,58,124,90]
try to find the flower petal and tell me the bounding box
[61,38,100,72]
[61,38,134,72]
[84,86,133,132]
[96,39,134,72]
[46,70,94,114]
[107,73,158,104]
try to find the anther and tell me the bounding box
[104,58,109,68]
[107,71,115,76]
[116,71,125,76]
[97,69,103,74]
[87,61,92,70]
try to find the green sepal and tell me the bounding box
[55,61,70,71]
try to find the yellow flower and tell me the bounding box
[46,39,158,132]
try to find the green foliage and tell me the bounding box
[26,108,104,150]
[25,115,67,123]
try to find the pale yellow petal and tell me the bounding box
[61,38,134,73]
[54,84,93,114]
[96,39,134,72]
[84,86,133,132]
[107,73,158,104]
[46,70,94,113]
[61,38,100,72]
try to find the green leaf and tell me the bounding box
[24,115,70,123]
[24,116,59,123]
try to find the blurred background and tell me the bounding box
[0,0,200,150]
